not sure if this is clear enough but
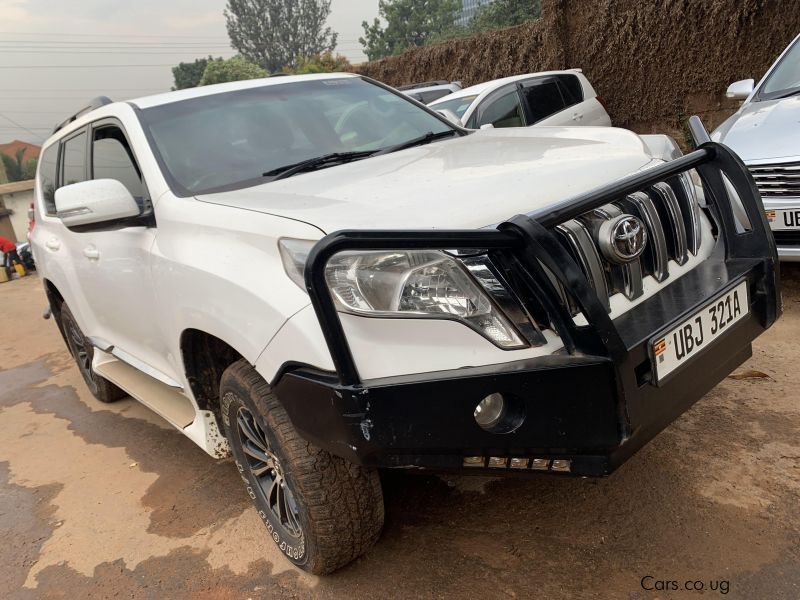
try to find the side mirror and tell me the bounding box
[55,179,140,227]
[726,79,755,100]
[435,109,463,127]
[479,123,495,130]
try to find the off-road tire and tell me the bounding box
[60,303,127,403]
[220,359,384,574]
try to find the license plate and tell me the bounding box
[766,208,800,230]
[651,280,750,383]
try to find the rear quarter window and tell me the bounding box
[556,75,584,107]
[37,144,58,216]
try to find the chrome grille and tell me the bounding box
[748,161,800,198]
[553,172,704,312]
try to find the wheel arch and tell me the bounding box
[180,328,248,420]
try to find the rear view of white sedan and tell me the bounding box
[428,69,611,129]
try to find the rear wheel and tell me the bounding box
[60,303,126,403]
[220,359,384,574]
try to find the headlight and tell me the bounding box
[325,250,527,349]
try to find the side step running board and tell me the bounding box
[93,350,196,428]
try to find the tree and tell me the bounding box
[470,0,541,31]
[172,57,217,90]
[289,51,351,74]
[225,0,338,73]
[360,0,461,60]
[199,56,267,85]
[0,148,37,182]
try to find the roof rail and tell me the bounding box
[53,96,113,134]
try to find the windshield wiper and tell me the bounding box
[774,88,800,100]
[372,130,459,157]
[265,150,376,181]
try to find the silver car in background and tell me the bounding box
[713,32,800,260]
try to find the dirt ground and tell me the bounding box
[1,270,798,599]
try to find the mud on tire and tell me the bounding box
[60,303,127,403]
[219,359,384,575]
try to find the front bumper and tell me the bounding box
[274,142,780,477]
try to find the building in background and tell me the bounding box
[0,180,34,242]
[457,0,496,26]
[0,140,41,164]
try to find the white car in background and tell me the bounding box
[428,69,611,129]
[712,32,800,260]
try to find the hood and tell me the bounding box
[197,127,655,233]
[712,96,800,162]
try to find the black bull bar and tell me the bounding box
[270,140,780,477]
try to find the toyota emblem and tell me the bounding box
[598,215,648,263]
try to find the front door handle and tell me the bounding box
[45,237,60,251]
[83,246,100,260]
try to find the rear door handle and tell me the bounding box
[572,112,583,121]
[45,238,60,251]
[83,246,100,260]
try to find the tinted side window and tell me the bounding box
[92,126,147,209]
[520,79,566,123]
[479,90,525,128]
[555,75,584,107]
[61,132,87,187]
[38,144,58,216]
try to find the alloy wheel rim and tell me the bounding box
[65,318,96,393]
[236,406,303,538]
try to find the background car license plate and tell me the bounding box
[766,208,800,230]
[651,280,749,383]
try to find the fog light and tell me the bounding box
[531,458,550,471]
[551,459,571,472]
[509,458,530,469]
[488,456,507,468]
[463,456,484,467]
[474,393,506,430]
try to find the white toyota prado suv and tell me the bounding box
[31,73,779,574]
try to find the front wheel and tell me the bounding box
[220,360,384,574]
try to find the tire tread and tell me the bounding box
[221,359,383,574]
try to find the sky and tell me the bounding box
[0,0,379,144]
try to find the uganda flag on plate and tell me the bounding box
[653,338,667,363]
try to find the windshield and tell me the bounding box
[138,77,455,195]
[758,36,800,100]
[429,95,479,118]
